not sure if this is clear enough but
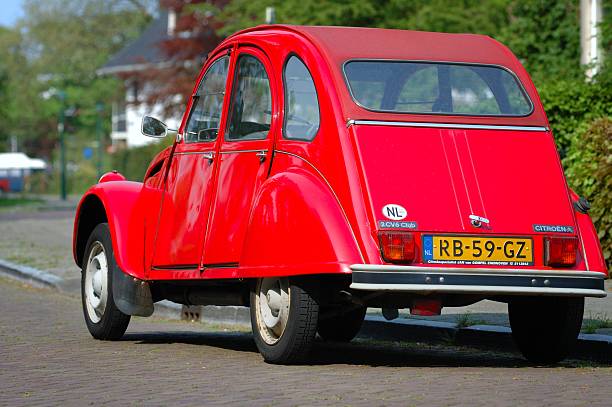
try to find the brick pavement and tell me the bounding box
[0,277,610,407]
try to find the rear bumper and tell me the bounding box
[350,265,607,298]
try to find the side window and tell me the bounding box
[283,56,320,141]
[226,55,272,141]
[185,56,229,143]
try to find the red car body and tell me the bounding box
[73,25,607,363]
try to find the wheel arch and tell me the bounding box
[239,167,363,276]
[73,193,108,268]
[73,182,146,278]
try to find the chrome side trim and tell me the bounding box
[346,119,548,132]
[220,149,267,154]
[350,264,604,278]
[349,283,605,298]
[173,151,214,156]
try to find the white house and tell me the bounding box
[97,10,180,148]
[98,9,191,148]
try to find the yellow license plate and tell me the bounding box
[422,235,533,266]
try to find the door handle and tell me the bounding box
[202,152,214,164]
[255,151,267,163]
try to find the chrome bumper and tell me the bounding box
[350,265,607,298]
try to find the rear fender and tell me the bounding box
[239,168,363,276]
[73,181,147,279]
[569,189,608,275]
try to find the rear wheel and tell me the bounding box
[317,305,366,342]
[81,223,130,340]
[250,277,319,364]
[509,296,583,364]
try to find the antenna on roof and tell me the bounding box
[265,7,276,24]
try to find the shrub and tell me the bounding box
[563,118,612,269]
[111,137,174,181]
[538,79,612,157]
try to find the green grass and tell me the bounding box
[0,196,44,209]
[581,312,612,334]
[455,313,489,328]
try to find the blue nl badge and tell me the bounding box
[422,235,433,262]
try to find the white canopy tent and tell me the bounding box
[0,153,47,179]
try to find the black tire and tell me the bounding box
[317,305,366,342]
[81,223,130,340]
[509,296,584,364]
[250,277,319,364]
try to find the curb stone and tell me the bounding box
[1,258,610,363]
[0,258,62,288]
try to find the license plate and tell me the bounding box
[422,235,533,266]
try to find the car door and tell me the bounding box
[151,54,232,273]
[201,47,276,266]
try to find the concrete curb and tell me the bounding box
[361,316,612,363]
[1,258,610,363]
[0,258,62,288]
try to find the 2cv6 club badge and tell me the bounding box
[73,25,607,364]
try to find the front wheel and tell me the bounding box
[509,296,584,364]
[250,277,319,364]
[81,223,131,340]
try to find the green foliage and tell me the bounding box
[563,118,612,269]
[209,0,511,37]
[0,0,153,196]
[498,0,582,83]
[539,79,612,156]
[111,137,174,182]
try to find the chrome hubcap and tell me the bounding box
[255,278,290,345]
[84,242,108,323]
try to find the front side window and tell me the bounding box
[185,56,229,143]
[226,55,272,141]
[344,61,532,116]
[283,56,320,141]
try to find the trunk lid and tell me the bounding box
[352,124,576,236]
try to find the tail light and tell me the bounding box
[379,231,415,264]
[544,236,578,267]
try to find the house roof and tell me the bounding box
[97,11,170,75]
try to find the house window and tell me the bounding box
[112,101,127,132]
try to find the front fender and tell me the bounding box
[239,168,363,276]
[73,181,147,279]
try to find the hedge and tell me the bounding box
[111,137,174,181]
[563,117,612,270]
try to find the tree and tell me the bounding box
[497,0,583,84]
[9,0,151,154]
[126,0,225,116]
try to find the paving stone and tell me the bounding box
[1,277,611,406]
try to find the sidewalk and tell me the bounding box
[0,200,610,361]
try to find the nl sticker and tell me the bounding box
[382,204,407,221]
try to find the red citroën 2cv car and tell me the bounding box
[73,25,607,364]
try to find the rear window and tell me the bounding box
[344,61,532,116]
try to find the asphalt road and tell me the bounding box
[1,277,610,407]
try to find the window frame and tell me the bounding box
[224,53,273,143]
[282,53,321,142]
[183,54,231,144]
[342,59,534,118]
